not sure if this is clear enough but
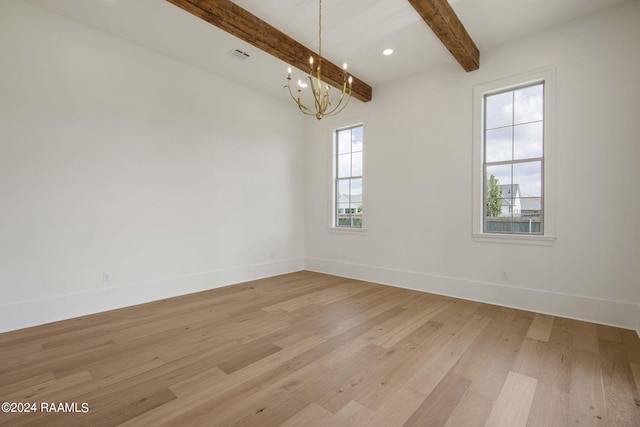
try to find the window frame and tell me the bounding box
[472,67,556,245]
[331,122,366,232]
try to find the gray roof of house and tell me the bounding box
[521,198,541,211]
[337,193,362,205]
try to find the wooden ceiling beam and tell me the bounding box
[166,0,373,102]
[408,0,479,72]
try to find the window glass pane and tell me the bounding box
[336,203,351,227]
[514,84,543,125]
[350,178,362,202]
[513,161,542,197]
[337,179,350,201]
[351,178,363,228]
[520,197,542,218]
[485,164,512,190]
[485,92,512,129]
[338,129,351,154]
[351,126,363,152]
[351,152,363,177]
[337,154,351,178]
[485,164,511,219]
[484,216,513,233]
[486,127,512,162]
[514,122,543,160]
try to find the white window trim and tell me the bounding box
[472,67,556,245]
[328,117,368,233]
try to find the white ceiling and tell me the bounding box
[26,0,627,103]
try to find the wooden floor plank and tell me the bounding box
[570,319,600,353]
[484,371,538,427]
[598,338,640,425]
[463,330,524,400]
[443,390,493,427]
[0,271,638,426]
[367,386,427,427]
[511,337,547,379]
[406,315,492,396]
[342,321,443,412]
[403,373,470,427]
[280,402,333,427]
[526,313,555,343]
[328,400,375,426]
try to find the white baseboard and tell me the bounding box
[0,258,305,333]
[306,257,639,331]
[2,257,636,335]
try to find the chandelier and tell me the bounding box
[286,0,353,120]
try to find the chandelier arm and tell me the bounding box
[327,96,351,117]
[315,98,324,116]
[306,75,318,102]
[325,87,352,117]
[296,98,317,116]
[308,76,325,114]
[322,86,331,112]
[286,78,316,115]
[323,82,347,114]
[284,78,300,103]
[298,104,316,116]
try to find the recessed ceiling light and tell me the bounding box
[383,48,394,56]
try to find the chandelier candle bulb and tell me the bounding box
[343,63,348,70]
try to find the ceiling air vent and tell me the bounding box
[226,48,251,61]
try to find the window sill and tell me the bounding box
[328,227,369,235]
[472,233,555,246]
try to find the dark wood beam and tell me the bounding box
[408,0,479,72]
[166,0,373,102]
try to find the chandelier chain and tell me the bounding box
[318,0,322,57]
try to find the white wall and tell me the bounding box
[0,0,305,332]
[305,1,640,330]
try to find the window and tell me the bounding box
[484,82,543,234]
[473,68,555,244]
[334,124,363,228]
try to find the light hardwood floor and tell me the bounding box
[1,271,639,426]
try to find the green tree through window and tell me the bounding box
[485,174,502,217]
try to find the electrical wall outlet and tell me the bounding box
[102,272,111,283]
[501,271,509,280]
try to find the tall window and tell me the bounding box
[473,68,555,243]
[484,83,544,234]
[334,124,363,228]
